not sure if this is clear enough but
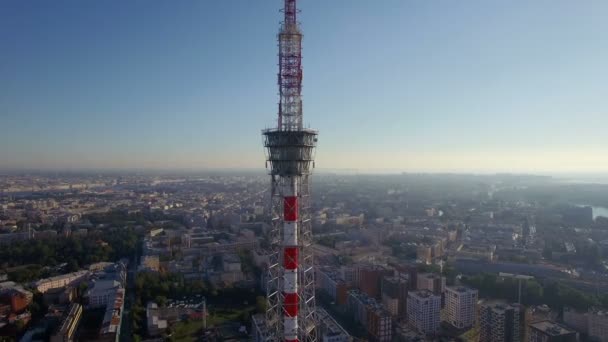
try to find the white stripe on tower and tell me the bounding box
[283,178,299,342]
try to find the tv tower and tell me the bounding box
[262,0,318,341]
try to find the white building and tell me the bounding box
[445,286,478,329]
[407,290,441,335]
[86,280,121,308]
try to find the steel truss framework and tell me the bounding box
[263,173,317,341]
[262,1,317,341]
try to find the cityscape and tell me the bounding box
[1,171,608,341]
[2,1,608,342]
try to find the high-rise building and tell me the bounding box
[367,305,392,342]
[407,290,441,335]
[347,290,392,341]
[445,286,478,329]
[347,290,374,326]
[417,273,446,296]
[262,0,318,341]
[381,275,409,318]
[356,265,393,299]
[479,302,521,342]
[528,321,577,342]
[317,267,349,306]
[390,262,418,291]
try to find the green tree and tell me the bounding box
[256,296,267,313]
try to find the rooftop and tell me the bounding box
[530,321,574,336]
[409,289,439,299]
[447,286,476,293]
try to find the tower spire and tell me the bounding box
[278,0,303,131]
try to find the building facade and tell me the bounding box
[407,290,441,335]
[445,286,478,329]
[34,271,88,293]
[381,275,409,317]
[528,321,577,342]
[480,302,521,342]
[367,305,392,342]
[589,309,608,342]
[416,273,445,296]
[50,303,82,342]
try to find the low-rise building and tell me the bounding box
[528,320,577,342]
[0,288,33,313]
[34,271,88,294]
[50,303,82,342]
[86,280,121,308]
[98,288,125,342]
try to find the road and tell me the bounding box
[120,253,138,342]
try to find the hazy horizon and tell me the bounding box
[2,0,607,172]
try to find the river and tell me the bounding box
[591,206,608,220]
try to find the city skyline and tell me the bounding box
[2,0,607,173]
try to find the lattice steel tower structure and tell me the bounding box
[262,0,317,341]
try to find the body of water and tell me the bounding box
[591,206,608,220]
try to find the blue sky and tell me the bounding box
[1,0,607,173]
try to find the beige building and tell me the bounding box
[35,271,88,294]
[417,273,446,295]
[445,286,478,329]
[589,309,608,342]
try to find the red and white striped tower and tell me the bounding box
[263,0,317,341]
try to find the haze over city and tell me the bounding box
[2,0,607,173]
[3,1,608,342]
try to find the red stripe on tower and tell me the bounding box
[284,292,299,317]
[284,196,298,221]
